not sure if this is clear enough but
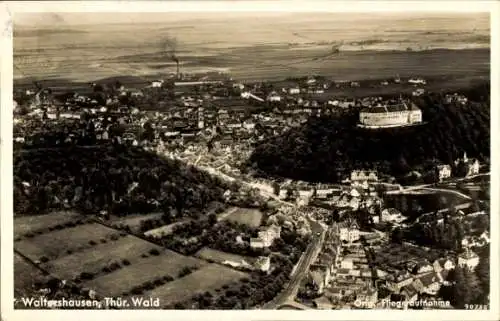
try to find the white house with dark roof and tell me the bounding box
[458,250,480,270]
[436,164,452,182]
[339,221,360,243]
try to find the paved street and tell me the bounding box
[260,218,325,309]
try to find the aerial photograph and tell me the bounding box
[12,10,490,310]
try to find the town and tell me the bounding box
[13,65,490,311]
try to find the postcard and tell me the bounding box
[1,1,498,320]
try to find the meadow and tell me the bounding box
[14,222,121,261]
[221,207,263,228]
[145,264,248,305]
[83,249,207,296]
[40,235,165,280]
[14,211,86,239]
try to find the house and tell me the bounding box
[266,91,282,102]
[436,164,452,182]
[340,258,354,270]
[412,272,440,295]
[360,268,372,278]
[387,273,413,292]
[350,170,378,185]
[254,256,271,273]
[455,152,480,177]
[288,87,301,95]
[250,224,281,248]
[408,78,426,85]
[310,269,329,294]
[380,208,406,224]
[400,284,418,303]
[339,221,360,243]
[151,80,164,88]
[458,250,479,270]
[412,88,425,96]
[433,258,455,273]
[412,262,434,275]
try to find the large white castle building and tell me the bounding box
[359,100,422,128]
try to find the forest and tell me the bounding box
[13,144,235,217]
[248,83,490,183]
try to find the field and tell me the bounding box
[109,213,164,233]
[14,211,85,239]
[14,14,489,84]
[145,264,248,305]
[83,249,207,296]
[221,207,263,228]
[196,247,256,265]
[40,235,164,280]
[14,222,120,261]
[14,253,48,297]
[143,220,190,238]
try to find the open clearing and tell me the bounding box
[195,247,256,265]
[145,264,248,304]
[41,235,164,280]
[144,219,190,238]
[109,213,163,233]
[83,250,207,296]
[14,223,120,261]
[222,207,263,228]
[14,253,48,297]
[14,211,85,238]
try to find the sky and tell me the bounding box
[14,12,490,28]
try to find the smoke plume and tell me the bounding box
[163,36,179,76]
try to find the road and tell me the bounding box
[421,187,472,200]
[260,218,325,309]
[385,172,490,195]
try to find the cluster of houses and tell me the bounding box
[302,222,382,309]
[305,212,485,310]
[370,239,483,308]
[436,153,481,182]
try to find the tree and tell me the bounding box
[475,254,490,303]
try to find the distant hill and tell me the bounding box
[14,145,233,217]
[248,83,490,183]
[14,29,88,37]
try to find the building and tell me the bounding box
[387,273,414,292]
[266,91,282,102]
[412,272,441,295]
[310,265,331,294]
[380,208,406,224]
[339,221,360,243]
[436,164,452,182]
[359,100,422,128]
[400,284,418,304]
[412,88,425,96]
[458,250,480,270]
[433,258,455,273]
[455,153,480,177]
[151,80,164,88]
[350,170,378,184]
[250,225,281,248]
[408,78,426,85]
